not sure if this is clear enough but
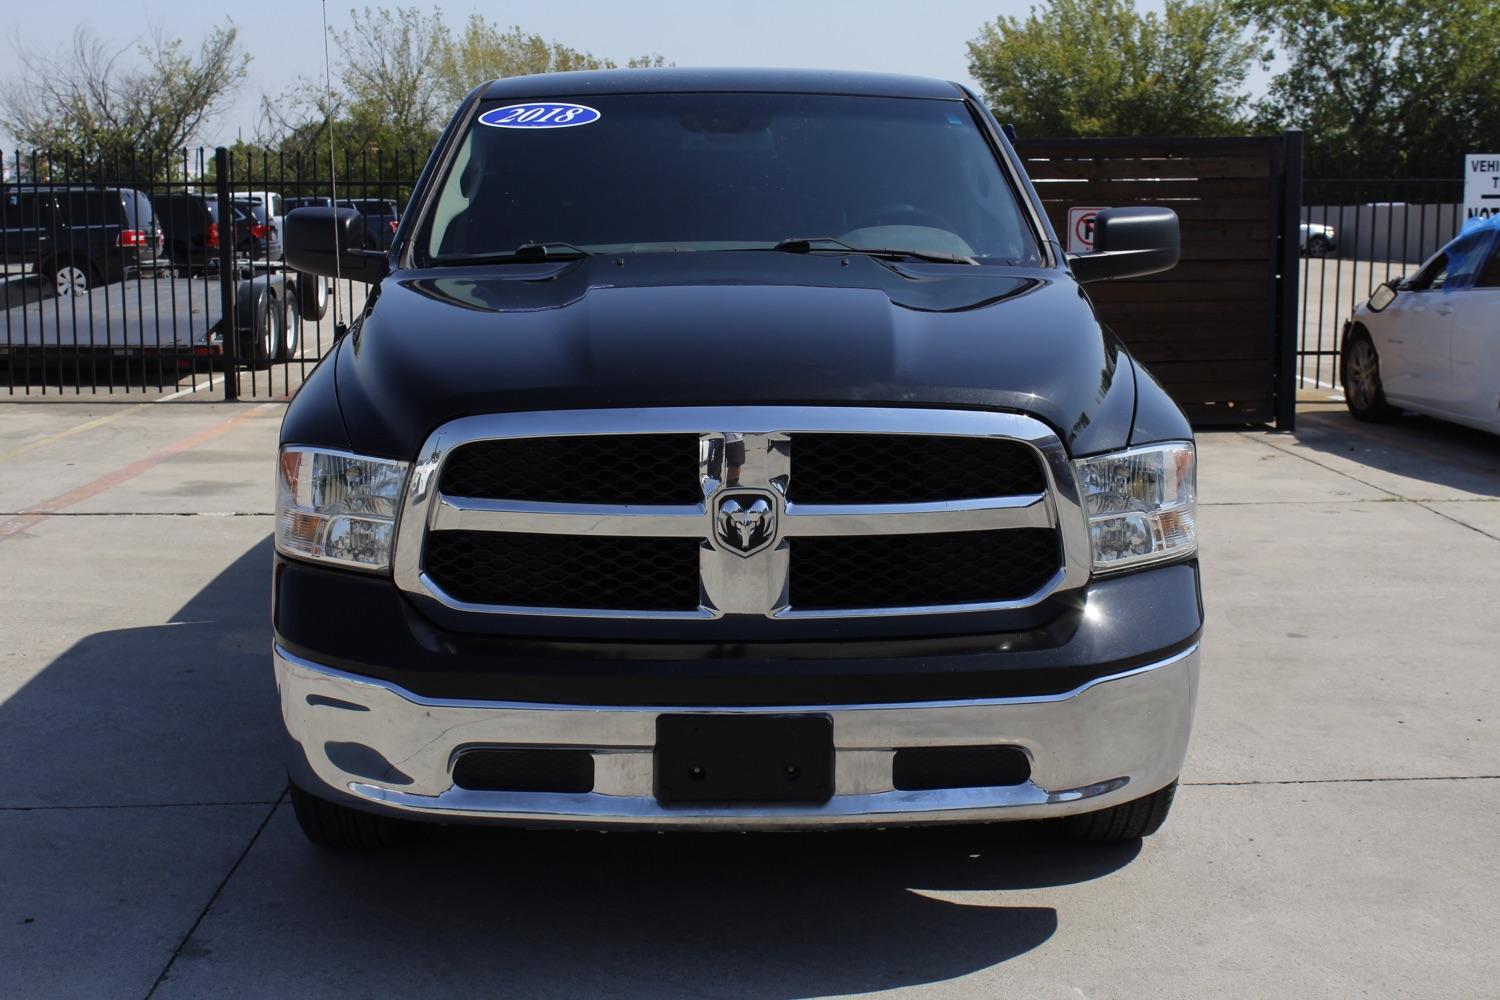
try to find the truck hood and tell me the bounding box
[333,252,1135,458]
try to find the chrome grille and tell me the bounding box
[394,407,1091,620]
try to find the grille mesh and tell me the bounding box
[788,434,1046,503]
[440,435,701,504]
[425,531,701,610]
[789,529,1059,610]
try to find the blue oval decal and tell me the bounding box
[478,102,601,129]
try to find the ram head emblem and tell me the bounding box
[715,494,776,556]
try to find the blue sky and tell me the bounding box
[5,0,1239,148]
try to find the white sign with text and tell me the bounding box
[1465,154,1500,222]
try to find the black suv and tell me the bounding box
[0,185,162,295]
[154,193,286,274]
[277,70,1200,850]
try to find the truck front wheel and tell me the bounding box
[1060,780,1177,842]
[289,782,423,850]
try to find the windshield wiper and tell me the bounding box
[771,236,978,265]
[513,241,592,259]
[433,242,593,266]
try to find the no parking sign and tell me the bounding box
[1067,207,1106,253]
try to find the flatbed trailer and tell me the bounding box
[0,269,323,365]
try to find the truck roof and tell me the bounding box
[481,67,966,102]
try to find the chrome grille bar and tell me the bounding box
[432,497,708,537]
[783,494,1051,536]
[392,407,1090,620]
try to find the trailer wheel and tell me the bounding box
[294,272,330,322]
[274,293,298,362]
[245,292,281,369]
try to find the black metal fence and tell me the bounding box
[1296,178,1465,390]
[1,145,422,399]
[3,148,1466,404]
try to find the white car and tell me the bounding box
[1300,221,1337,256]
[1342,219,1500,432]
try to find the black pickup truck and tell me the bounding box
[275,69,1202,850]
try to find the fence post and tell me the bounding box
[1275,130,1303,431]
[214,147,238,400]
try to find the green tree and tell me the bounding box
[2,24,250,174]
[437,16,666,105]
[967,0,1259,136]
[1245,0,1500,177]
[334,6,451,142]
[251,8,668,180]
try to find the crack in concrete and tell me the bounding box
[143,787,286,1000]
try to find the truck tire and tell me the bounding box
[1342,330,1396,422]
[1062,780,1177,842]
[294,271,330,322]
[289,782,422,850]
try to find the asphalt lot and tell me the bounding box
[1,397,1497,998]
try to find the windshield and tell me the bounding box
[420,93,1041,265]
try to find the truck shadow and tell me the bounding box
[1282,406,1500,498]
[5,536,1140,995]
[267,819,1134,996]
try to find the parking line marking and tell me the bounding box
[0,403,278,543]
[155,376,224,402]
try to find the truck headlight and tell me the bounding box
[276,446,409,571]
[1073,442,1196,573]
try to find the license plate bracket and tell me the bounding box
[654,714,834,805]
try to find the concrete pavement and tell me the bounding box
[1,398,1496,998]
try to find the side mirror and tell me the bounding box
[284,207,388,283]
[1368,282,1398,312]
[1069,207,1180,283]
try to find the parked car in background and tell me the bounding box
[1342,217,1500,433]
[153,194,286,275]
[1300,221,1337,257]
[284,195,400,251]
[236,190,285,256]
[0,185,162,295]
[282,197,331,212]
[153,192,223,275]
[231,199,283,262]
[343,197,400,251]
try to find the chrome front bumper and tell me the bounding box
[276,643,1199,830]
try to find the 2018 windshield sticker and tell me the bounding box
[478,103,601,129]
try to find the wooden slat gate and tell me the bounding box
[1014,133,1302,429]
